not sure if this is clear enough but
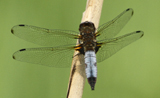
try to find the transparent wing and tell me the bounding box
[96,8,133,40]
[12,45,76,67]
[96,31,144,63]
[11,25,79,47]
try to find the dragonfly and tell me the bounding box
[11,8,144,90]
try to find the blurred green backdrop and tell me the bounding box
[0,0,160,98]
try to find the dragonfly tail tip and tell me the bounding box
[11,29,14,34]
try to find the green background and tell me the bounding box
[0,0,160,98]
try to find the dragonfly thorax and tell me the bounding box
[79,21,97,52]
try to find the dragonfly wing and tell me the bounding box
[13,44,76,67]
[11,25,79,47]
[96,31,144,63]
[96,8,133,40]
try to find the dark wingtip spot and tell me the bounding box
[11,29,14,34]
[12,55,15,59]
[19,24,25,26]
[126,8,134,15]
[136,31,141,33]
[126,8,130,11]
[131,11,134,16]
[136,31,144,38]
[140,33,144,38]
[19,49,26,51]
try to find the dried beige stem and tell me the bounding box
[67,0,103,98]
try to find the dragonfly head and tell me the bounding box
[79,21,96,35]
